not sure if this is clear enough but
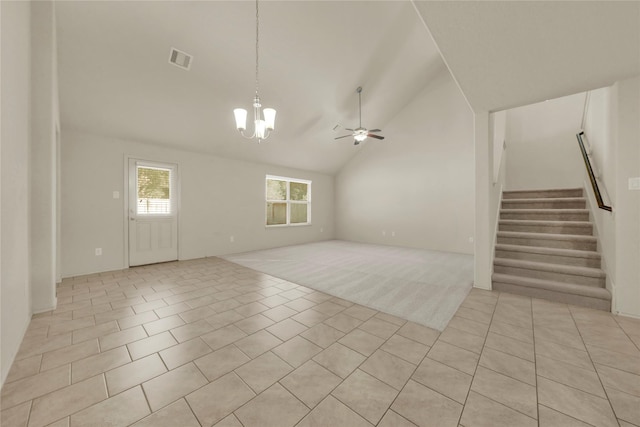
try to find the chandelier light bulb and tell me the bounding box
[263,108,276,131]
[255,119,266,139]
[234,108,248,131]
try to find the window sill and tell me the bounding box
[265,223,312,229]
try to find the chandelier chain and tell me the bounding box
[255,0,259,98]
[233,0,275,143]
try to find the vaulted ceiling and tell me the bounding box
[57,1,639,174]
[56,1,444,174]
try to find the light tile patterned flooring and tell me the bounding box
[1,257,639,427]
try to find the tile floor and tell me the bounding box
[1,257,639,427]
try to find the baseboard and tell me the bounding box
[2,297,58,387]
[1,312,31,389]
[490,183,504,268]
[484,183,505,293]
[609,278,617,315]
[61,264,128,281]
[473,282,492,291]
[32,296,57,314]
[610,278,640,319]
[582,179,617,315]
[617,311,640,320]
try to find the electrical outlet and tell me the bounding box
[230,236,235,243]
[382,231,386,237]
[469,237,474,243]
[391,231,395,237]
[95,248,102,256]
[320,227,324,233]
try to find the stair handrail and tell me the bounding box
[576,131,612,212]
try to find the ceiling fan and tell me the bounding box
[335,86,385,145]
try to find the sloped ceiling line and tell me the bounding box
[56,1,446,174]
[413,1,640,113]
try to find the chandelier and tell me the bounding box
[233,0,276,143]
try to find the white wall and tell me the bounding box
[1,0,32,386]
[61,129,335,277]
[584,89,614,192]
[583,86,616,293]
[611,77,640,318]
[474,111,492,289]
[335,69,475,254]
[490,112,508,261]
[30,1,59,313]
[505,92,586,190]
[475,110,509,291]
[491,110,506,184]
[584,77,640,318]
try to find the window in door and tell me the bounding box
[137,166,171,215]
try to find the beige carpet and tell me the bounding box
[222,240,474,331]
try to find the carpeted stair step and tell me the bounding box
[502,197,586,210]
[498,220,593,235]
[495,244,601,268]
[500,209,590,221]
[492,273,611,311]
[502,188,583,199]
[493,258,605,287]
[497,231,597,251]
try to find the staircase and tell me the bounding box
[492,188,611,311]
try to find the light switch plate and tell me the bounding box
[629,177,640,190]
[113,191,120,199]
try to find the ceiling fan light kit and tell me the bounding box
[335,86,385,145]
[233,0,276,143]
[232,1,383,147]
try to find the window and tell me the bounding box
[266,175,311,226]
[137,166,172,214]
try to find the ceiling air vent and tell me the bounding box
[169,47,192,70]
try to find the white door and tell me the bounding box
[128,159,178,266]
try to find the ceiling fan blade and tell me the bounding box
[368,134,385,140]
[368,129,381,133]
[344,128,355,132]
[334,134,353,140]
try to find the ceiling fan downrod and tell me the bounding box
[357,86,363,129]
[334,85,384,144]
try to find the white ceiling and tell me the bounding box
[58,1,639,173]
[414,1,640,112]
[56,1,445,174]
